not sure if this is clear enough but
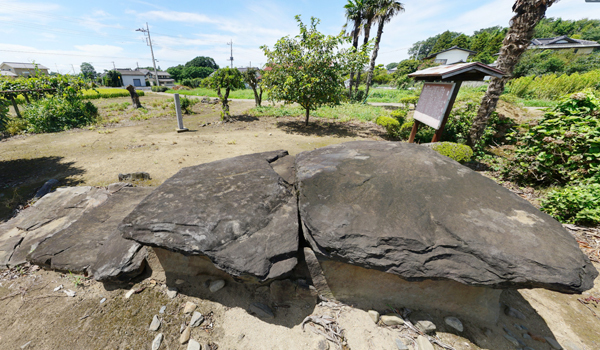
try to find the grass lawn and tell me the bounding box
[248,103,394,123]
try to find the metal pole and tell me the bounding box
[146,23,160,87]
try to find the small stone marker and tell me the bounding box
[380,315,404,326]
[187,339,201,350]
[184,302,197,314]
[174,94,188,133]
[149,315,161,331]
[444,317,463,332]
[180,326,191,344]
[368,310,380,324]
[209,280,225,293]
[190,311,204,327]
[151,333,163,350]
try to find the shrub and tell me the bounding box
[506,69,600,100]
[503,90,600,185]
[390,108,408,122]
[375,116,401,137]
[430,142,474,163]
[81,89,145,100]
[0,98,8,132]
[541,184,600,225]
[22,97,99,133]
[151,86,169,92]
[400,96,419,108]
[178,96,199,114]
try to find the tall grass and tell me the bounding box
[506,69,600,100]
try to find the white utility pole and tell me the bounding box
[227,40,234,68]
[137,23,160,86]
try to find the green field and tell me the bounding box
[165,88,258,100]
[14,88,145,104]
[248,103,393,122]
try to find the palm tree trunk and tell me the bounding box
[364,20,384,100]
[348,19,361,97]
[355,19,372,92]
[468,0,555,146]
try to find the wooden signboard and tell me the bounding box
[413,82,456,130]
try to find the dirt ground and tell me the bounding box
[1,94,599,350]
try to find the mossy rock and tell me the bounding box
[427,142,473,163]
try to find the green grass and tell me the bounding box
[165,88,258,100]
[516,98,556,108]
[248,103,392,122]
[366,88,417,103]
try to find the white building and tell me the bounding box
[425,46,476,65]
[116,69,147,87]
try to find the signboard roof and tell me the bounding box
[408,62,504,81]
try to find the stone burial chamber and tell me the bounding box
[119,141,597,323]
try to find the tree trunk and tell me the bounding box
[10,97,21,118]
[222,89,231,121]
[23,94,30,105]
[126,85,143,109]
[251,85,261,107]
[348,18,362,97]
[364,20,385,100]
[305,108,310,126]
[468,0,554,146]
[258,86,263,107]
[355,19,373,92]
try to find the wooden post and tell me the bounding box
[408,120,421,143]
[431,81,462,143]
[125,85,142,109]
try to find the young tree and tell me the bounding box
[364,0,405,99]
[261,16,370,126]
[207,68,244,120]
[468,0,559,147]
[242,68,263,107]
[80,62,96,80]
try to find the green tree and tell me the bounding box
[80,62,96,80]
[104,70,122,87]
[408,34,442,60]
[242,68,263,107]
[166,65,184,81]
[185,56,219,70]
[430,30,456,54]
[470,32,490,54]
[261,16,369,126]
[364,0,405,99]
[386,62,398,70]
[207,68,244,120]
[450,34,470,49]
[181,66,214,79]
[394,59,420,75]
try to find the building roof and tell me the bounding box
[117,69,146,76]
[530,35,600,49]
[1,62,49,70]
[424,46,477,60]
[0,70,18,77]
[408,62,504,81]
[148,71,171,77]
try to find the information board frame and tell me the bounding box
[413,82,456,130]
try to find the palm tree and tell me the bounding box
[344,0,365,97]
[468,0,559,146]
[364,0,405,99]
[354,0,378,92]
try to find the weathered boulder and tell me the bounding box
[296,141,597,293]
[120,151,299,282]
[0,186,110,267]
[27,187,152,281]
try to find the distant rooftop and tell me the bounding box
[424,46,477,60]
[1,62,49,70]
[530,35,600,49]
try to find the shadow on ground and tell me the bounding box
[0,156,85,221]
[276,118,387,139]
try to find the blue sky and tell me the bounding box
[0,0,596,74]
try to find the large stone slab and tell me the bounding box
[296,141,598,293]
[0,186,110,267]
[120,151,299,282]
[27,187,152,282]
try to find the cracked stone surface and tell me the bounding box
[27,187,152,281]
[120,150,299,282]
[295,141,598,293]
[0,186,110,268]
